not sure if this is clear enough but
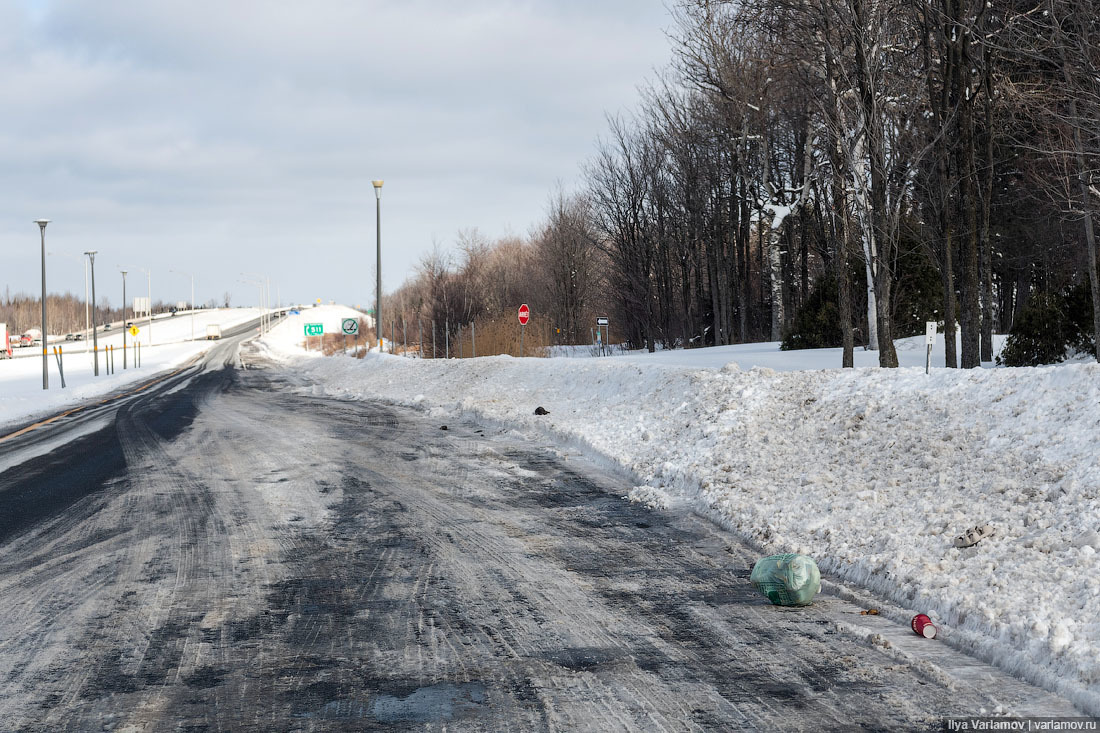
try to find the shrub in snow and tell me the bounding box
[781,274,842,350]
[999,283,1095,366]
[1062,279,1097,355]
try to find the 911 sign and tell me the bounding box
[518,304,530,325]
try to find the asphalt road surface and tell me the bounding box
[0,335,1085,731]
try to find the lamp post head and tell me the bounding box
[84,250,97,260]
[372,180,384,199]
[34,219,49,230]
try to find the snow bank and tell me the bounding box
[262,325,1100,714]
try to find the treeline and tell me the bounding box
[1,290,173,336]
[384,191,611,356]
[400,0,1098,368]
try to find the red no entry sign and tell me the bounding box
[518,304,530,325]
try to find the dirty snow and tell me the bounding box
[259,306,1100,715]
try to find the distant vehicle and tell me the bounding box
[23,328,42,346]
[206,324,222,340]
[73,333,85,341]
[0,323,11,358]
[103,324,112,331]
[64,333,76,341]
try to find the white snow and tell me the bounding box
[259,306,1100,715]
[0,308,267,429]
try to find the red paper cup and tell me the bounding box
[911,614,937,638]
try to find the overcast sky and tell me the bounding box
[0,1,673,310]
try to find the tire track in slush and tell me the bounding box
[54,399,228,730]
[351,459,704,731]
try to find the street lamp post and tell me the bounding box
[35,220,49,389]
[84,255,90,342]
[121,270,128,369]
[137,267,152,347]
[48,249,91,360]
[240,278,264,336]
[85,251,99,376]
[373,180,383,350]
[243,273,268,334]
[170,270,195,341]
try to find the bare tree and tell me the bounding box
[533,188,599,344]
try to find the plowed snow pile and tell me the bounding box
[260,318,1100,714]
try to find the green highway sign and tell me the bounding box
[304,323,323,337]
[341,318,359,335]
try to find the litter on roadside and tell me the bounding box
[911,614,938,638]
[954,524,994,549]
[749,553,821,607]
[860,609,880,616]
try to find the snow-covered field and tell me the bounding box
[0,307,266,428]
[553,332,1011,370]
[259,305,1100,715]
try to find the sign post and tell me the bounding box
[925,321,936,374]
[305,322,323,352]
[518,304,530,357]
[341,318,359,356]
[596,317,609,356]
[53,346,66,388]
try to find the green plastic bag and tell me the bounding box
[750,553,821,606]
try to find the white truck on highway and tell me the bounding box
[206,324,222,340]
[0,323,10,358]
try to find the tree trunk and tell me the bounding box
[980,68,995,362]
[769,226,784,342]
[942,232,959,368]
[847,128,879,352]
[1069,98,1100,362]
[958,46,982,370]
[1013,266,1032,330]
[837,188,855,368]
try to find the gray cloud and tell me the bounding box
[1,0,671,308]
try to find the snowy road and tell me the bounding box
[0,341,1084,730]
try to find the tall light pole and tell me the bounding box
[84,254,90,342]
[48,249,90,351]
[240,277,264,332]
[138,267,152,347]
[170,269,195,340]
[373,179,383,350]
[35,220,50,389]
[243,272,269,334]
[85,251,99,377]
[121,270,128,369]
